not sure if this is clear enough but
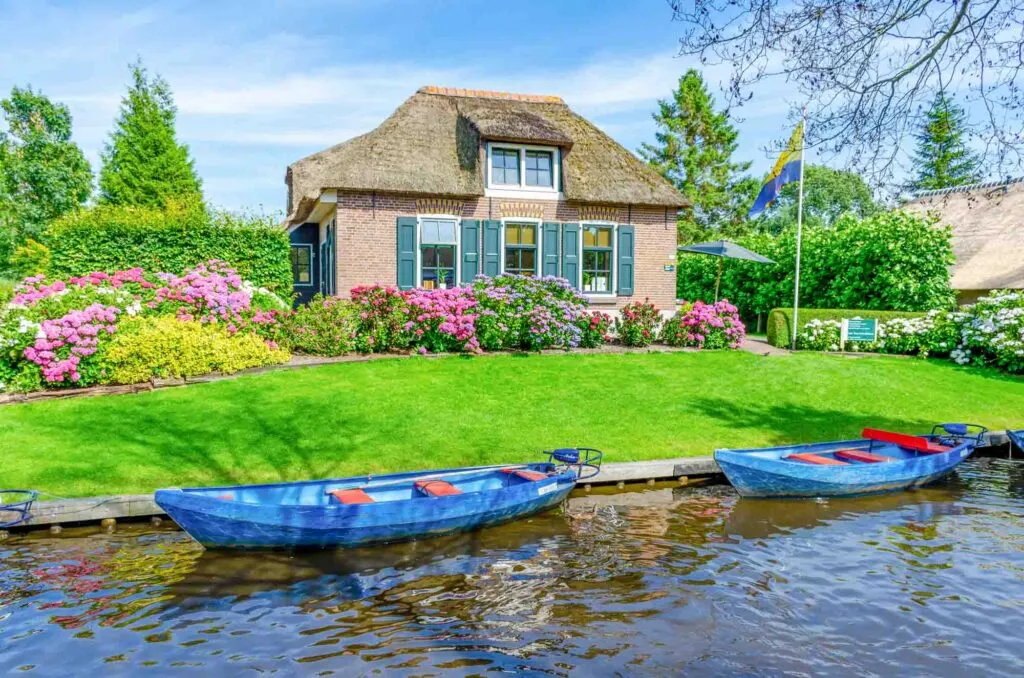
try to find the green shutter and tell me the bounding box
[460,219,480,284]
[482,220,501,276]
[541,222,560,277]
[396,217,417,290]
[561,222,580,287]
[617,224,635,296]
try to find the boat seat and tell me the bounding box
[834,449,894,464]
[862,428,952,454]
[415,480,462,497]
[327,488,375,505]
[785,452,848,466]
[501,468,548,482]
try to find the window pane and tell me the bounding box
[596,250,611,271]
[583,250,597,270]
[421,220,438,243]
[437,245,455,267]
[521,248,536,271]
[492,149,520,185]
[422,246,437,267]
[583,227,597,248]
[520,224,536,245]
[505,249,518,271]
[437,220,456,243]
[598,227,612,247]
[505,224,520,245]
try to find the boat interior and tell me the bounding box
[783,428,957,466]
[180,465,559,507]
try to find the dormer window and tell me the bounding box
[486,143,560,197]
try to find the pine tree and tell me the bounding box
[98,62,203,208]
[639,69,754,242]
[0,86,92,267]
[909,93,982,192]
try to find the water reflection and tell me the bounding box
[1,459,1022,675]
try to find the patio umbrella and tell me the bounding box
[678,240,775,302]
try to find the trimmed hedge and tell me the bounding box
[767,308,926,348]
[44,204,292,294]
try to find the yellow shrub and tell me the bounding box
[104,317,290,384]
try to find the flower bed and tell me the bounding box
[791,292,1024,373]
[663,300,745,349]
[0,261,290,393]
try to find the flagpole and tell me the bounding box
[791,107,807,350]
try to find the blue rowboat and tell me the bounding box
[714,424,987,498]
[1008,429,1024,454]
[155,448,602,550]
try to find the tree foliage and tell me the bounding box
[98,62,203,208]
[757,165,878,235]
[0,86,92,267]
[670,1,1022,181]
[677,210,955,315]
[639,69,757,242]
[908,92,982,191]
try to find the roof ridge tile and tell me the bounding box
[419,85,564,104]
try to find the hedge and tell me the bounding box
[767,308,926,348]
[44,204,292,294]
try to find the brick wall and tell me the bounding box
[333,190,679,310]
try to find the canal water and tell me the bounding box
[1,458,1022,676]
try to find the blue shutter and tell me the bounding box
[396,217,417,290]
[460,219,480,284]
[561,222,580,287]
[482,220,501,276]
[617,224,635,296]
[541,222,560,277]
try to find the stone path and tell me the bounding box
[739,336,791,357]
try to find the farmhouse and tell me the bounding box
[904,176,1024,304]
[284,86,684,306]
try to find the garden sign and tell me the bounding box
[841,318,878,346]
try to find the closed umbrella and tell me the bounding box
[678,240,775,302]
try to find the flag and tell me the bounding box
[748,121,804,219]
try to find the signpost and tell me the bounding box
[841,318,877,349]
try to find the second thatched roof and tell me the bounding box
[285,86,684,225]
[903,177,1024,291]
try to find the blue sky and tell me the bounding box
[2,0,809,213]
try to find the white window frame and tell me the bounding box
[415,214,461,289]
[499,217,544,276]
[290,244,315,288]
[579,221,617,298]
[485,142,561,200]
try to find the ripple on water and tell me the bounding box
[0,459,1022,676]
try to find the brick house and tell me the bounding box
[284,86,685,309]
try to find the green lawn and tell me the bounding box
[2,351,1022,497]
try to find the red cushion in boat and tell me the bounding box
[834,449,894,464]
[786,452,848,466]
[328,488,374,504]
[862,428,952,454]
[501,468,548,481]
[415,480,462,497]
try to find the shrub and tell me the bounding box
[678,210,956,317]
[350,285,411,353]
[767,308,926,348]
[10,239,51,278]
[793,310,970,357]
[404,287,480,353]
[663,299,746,349]
[956,291,1024,372]
[616,299,661,347]
[44,204,292,294]
[472,275,585,351]
[277,295,358,356]
[103,316,289,384]
[796,318,843,351]
[577,311,612,348]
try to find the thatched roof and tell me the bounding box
[285,86,684,224]
[903,177,1024,290]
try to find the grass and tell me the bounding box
[2,351,1022,497]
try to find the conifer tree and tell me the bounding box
[639,69,755,242]
[99,62,203,207]
[909,93,982,192]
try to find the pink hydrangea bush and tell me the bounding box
[662,300,746,349]
[405,287,480,353]
[350,285,411,353]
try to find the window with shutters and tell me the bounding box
[582,224,614,294]
[503,222,538,276]
[486,143,560,197]
[419,217,459,289]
